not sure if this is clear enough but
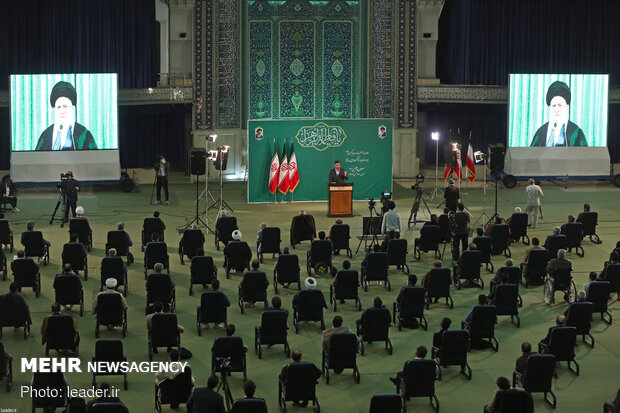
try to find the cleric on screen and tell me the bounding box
[35,81,97,151]
[530,80,587,147]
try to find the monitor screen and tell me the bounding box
[508,74,608,148]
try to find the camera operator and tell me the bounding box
[62,171,80,222]
[381,201,401,238]
[155,155,169,205]
[451,202,470,261]
[443,179,460,212]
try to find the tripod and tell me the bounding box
[149,168,157,205]
[184,175,213,233]
[208,151,233,214]
[355,204,382,254]
[408,186,432,228]
[472,158,489,228]
[49,192,68,226]
[484,175,501,228]
[216,369,234,411]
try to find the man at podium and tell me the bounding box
[328,160,349,184]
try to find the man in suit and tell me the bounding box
[443,179,460,212]
[279,350,321,408]
[560,215,576,235]
[35,81,97,151]
[62,171,80,222]
[452,203,470,261]
[239,259,269,305]
[539,315,565,346]
[530,80,586,147]
[186,375,225,413]
[321,315,354,352]
[515,342,536,375]
[154,155,169,205]
[0,178,18,212]
[546,249,572,277]
[543,226,563,250]
[328,160,348,184]
[432,317,452,353]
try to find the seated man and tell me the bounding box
[454,242,479,279]
[489,258,513,292]
[63,233,87,266]
[576,203,590,223]
[155,348,195,409]
[279,350,321,407]
[423,214,438,227]
[21,221,50,247]
[92,278,127,318]
[489,273,510,303]
[523,237,543,263]
[239,259,269,305]
[395,274,420,328]
[515,341,536,375]
[560,215,576,235]
[543,226,563,250]
[504,207,521,227]
[230,381,264,413]
[421,260,442,290]
[321,316,354,353]
[583,271,598,293]
[223,230,251,268]
[307,231,332,258]
[389,345,428,387]
[356,296,390,336]
[328,218,344,255]
[86,382,129,413]
[0,212,14,249]
[187,375,225,413]
[256,221,267,248]
[70,206,92,241]
[115,222,134,263]
[146,263,175,308]
[40,302,79,346]
[5,282,33,325]
[332,260,357,304]
[463,294,497,327]
[53,263,82,309]
[484,377,513,413]
[432,317,451,351]
[564,289,587,316]
[0,177,19,212]
[538,315,565,347]
[147,301,184,354]
[484,216,504,237]
[151,210,167,231]
[546,248,572,278]
[599,251,619,280]
[380,230,398,252]
[361,244,382,272]
[473,227,492,251]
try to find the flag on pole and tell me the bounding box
[288,139,300,192]
[465,144,476,183]
[278,141,290,194]
[454,147,463,180]
[268,140,279,195]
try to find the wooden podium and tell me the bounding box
[328,183,353,217]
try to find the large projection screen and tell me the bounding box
[10,73,120,183]
[506,74,610,177]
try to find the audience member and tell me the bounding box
[40,302,79,346]
[279,350,321,407]
[539,315,565,347]
[432,317,452,350]
[92,278,127,319]
[86,383,129,413]
[484,376,512,413]
[186,375,225,413]
[421,260,442,290]
[515,342,536,375]
[389,345,428,387]
[583,271,598,293]
[6,282,32,325]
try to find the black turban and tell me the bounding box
[546,81,571,106]
[50,81,77,107]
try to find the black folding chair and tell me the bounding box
[393,286,428,330]
[146,274,176,314]
[357,306,392,355]
[414,225,441,260]
[579,211,601,244]
[0,250,5,282]
[274,254,301,293]
[45,314,79,356]
[149,313,180,360]
[489,388,534,413]
[54,274,84,316]
[0,220,13,252]
[22,231,49,265]
[587,281,612,324]
[387,239,409,274]
[543,268,576,305]
[258,227,281,262]
[492,284,520,327]
[564,222,584,257]
[11,258,41,297]
[229,398,268,413]
[211,336,247,381]
[144,241,170,278]
[329,224,352,258]
[293,290,327,333]
[397,359,439,412]
[0,341,12,391]
[215,215,238,250]
[362,252,390,291]
[224,241,252,278]
[106,231,131,266]
[566,302,595,348]
[89,401,129,413]
[473,235,494,272]
[508,213,530,245]
[539,326,580,375]
[0,294,31,339]
[425,268,454,309]
[522,248,550,286]
[496,266,523,306]
[546,235,567,260]
[94,293,127,338]
[189,255,217,295]
[605,263,620,300]
[464,305,499,351]
[238,271,269,313]
[433,330,472,380]
[142,217,165,251]
[491,224,511,257]
[330,270,361,311]
[455,250,483,289]
[31,372,68,412]
[69,218,92,251]
[322,333,360,384]
[62,243,88,280]
[255,309,290,358]
[100,256,128,296]
[92,339,128,389]
[278,362,321,413]
[307,239,333,276]
[368,394,405,413]
[196,291,229,335]
[179,228,205,264]
[155,366,193,413]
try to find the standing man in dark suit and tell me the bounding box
[328,160,348,184]
[186,375,225,413]
[443,179,459,212]
[155,155,169,205]
[62,171,80,223]
[452,203,470,261]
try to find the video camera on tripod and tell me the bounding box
[214,356,232,374]
[57,172,72,192]
[408,174,433,228]
[411,173,425,192]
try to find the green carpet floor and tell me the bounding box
[1,178,619,412]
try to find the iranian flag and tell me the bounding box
[454,147,463,180]
[288,139,300,191]
[278,141,290,194]
[268,140,279,195]
[465,144,476,183]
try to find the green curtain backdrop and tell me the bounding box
[248,119,392,203]
[508,74,608,147]
[10,73,118,151]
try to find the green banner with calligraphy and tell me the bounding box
[248,119,392,203]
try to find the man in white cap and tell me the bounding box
[92,277,127,318]
[223,230,252,271]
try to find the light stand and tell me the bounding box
[472,151,489,228]
[208,145,234,214]
[199,135,218,215]
[429,132,440,200]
